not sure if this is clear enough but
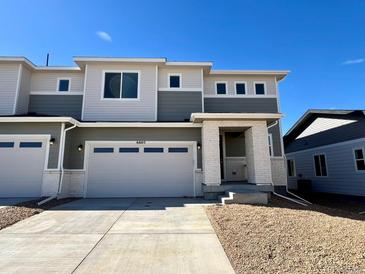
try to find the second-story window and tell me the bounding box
[58,78,70,92]
[255,82,266,95]
[235,82,246,95]
[216,82,227,95]
[169,74,181,88]
[103,72,139,99]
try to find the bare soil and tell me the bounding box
[206,196,365,274]
[0,198,77,230]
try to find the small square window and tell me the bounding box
[235,83,246,95]
[354,148,365,171]
[216,83,227,95]
[255,83,265,95]
[58,79,70,92]
[169,75,180,88]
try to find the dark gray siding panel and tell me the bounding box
[269,123,282,156]
[158,91,202,121]
[64,127,202,169]
[29,95,83,120]
[0,122,62,169]
[204,98,278,113]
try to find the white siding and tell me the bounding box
[204,75,277,96]
[0,63,20,115]
[31,71,84,92]
[286,138,365,196]
[82,63,157,121]
[159,67,202,89]
[15,66,31,114]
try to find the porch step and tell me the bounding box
[219,191,269,205]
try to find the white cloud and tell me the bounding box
[96,31,112,42]
[341,58,364,65]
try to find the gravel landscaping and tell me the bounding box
[206,196,365,274]
[0,198,77,230]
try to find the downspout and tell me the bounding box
[267,121,310,206]
[38,121,77,205]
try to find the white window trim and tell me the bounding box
[254,81,266,95]
[101,70,141,101]
[287,159,296,177]
[313,153,328,177]
[167,73,182,89]
[234,81,247,95]
[215,81,228,95]
[57,77,71,92]
[353,147,365,173]
[268,133,274,156]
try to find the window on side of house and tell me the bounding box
[235,82,246,95]
[255,82,265,95]
[169,74,181,88]
[58,79,70,92]
[216,82,227,95]
[354,148,365,171]
[314,154,327,176]
[287,159,296,177]
[103,72,139,99]
[268,133,273,156]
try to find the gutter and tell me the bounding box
[38,121,77,205]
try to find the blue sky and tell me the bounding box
[0,0,364,132]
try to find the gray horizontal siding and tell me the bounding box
[64,127,202,169]
[286,139,365,196]
[0,122,62,169]
[29,95,83,120]
[204,98,278,113]
[158,91,202,121]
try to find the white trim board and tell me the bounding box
[30,91,83,95]
[158,88,202,92]
[286,137,365,155]
[204,95,277,98]
[13,64,23,115]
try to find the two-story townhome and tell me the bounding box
[0,56,288,199]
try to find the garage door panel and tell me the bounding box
[0,138,47,197]
[86,143,195,198]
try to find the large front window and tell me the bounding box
[103,72,139,99]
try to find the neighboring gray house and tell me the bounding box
[284,109,365,196]
[0,56,288,199]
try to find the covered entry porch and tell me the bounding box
[191,113,282,199]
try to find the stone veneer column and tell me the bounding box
[201,121,221,186]
[244,123,273,185]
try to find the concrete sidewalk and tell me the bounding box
[0,198,234,274]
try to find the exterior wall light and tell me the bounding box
[50,138,56,145]
[77,144,83,152]
[197,142,201,150]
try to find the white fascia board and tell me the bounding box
[73,57,166,63]
[190,113,283,122]
[165,61,213,67]
[0,116,78,124]
[77,122,202,128]
[209,70,290,80]
[36,66,81,71]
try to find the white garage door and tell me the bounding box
[0,136,48,197]
[85,142,196,198]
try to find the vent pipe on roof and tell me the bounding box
[46,53,49,66]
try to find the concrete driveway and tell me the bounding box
[0,198,234,274]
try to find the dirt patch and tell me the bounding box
[206,197,365,274]
[0,198,77,230]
